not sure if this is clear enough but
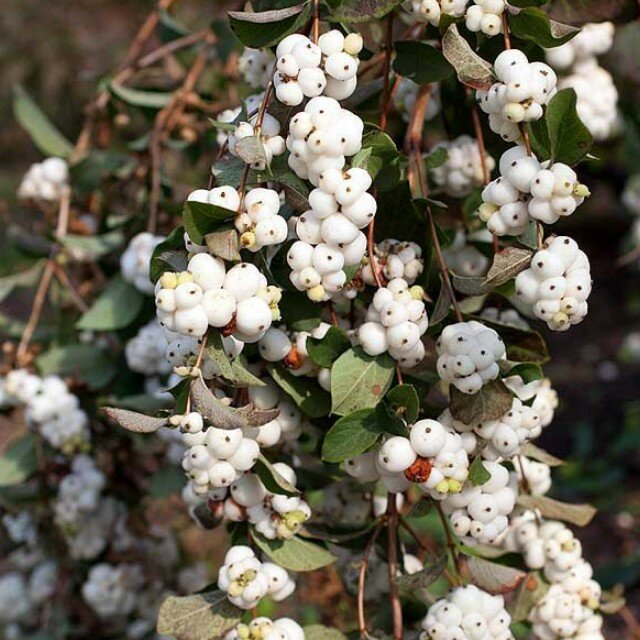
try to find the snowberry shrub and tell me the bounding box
[0,1,630,639]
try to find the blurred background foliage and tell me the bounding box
[2,0,640,634]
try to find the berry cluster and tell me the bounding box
[465,0,505,37]
[17,157,69,201]
[345,419,470,497]
[443,229,491,278]
[436,321,506,394]
[477,51,557,142]
[403,0,469,26]
[287,166,374,301]
[156,253,281,341]
[217,546,295,609]
[2,370,90,454]
[234,187,289,251]
[274,30,363,106]
[228,114,286,170]
[239,48,275,89]
[420,584,512,640]
[286,97,364,185]
[120,232,165,295]
[515,236,592,331]
[479,146,589,236]
[81,563,144,619]
[125,318,173,376]
[393,79,441,123]
[362,239,424,286]
[225,617,305,640]
[431,135,496,197]
[444,461,516,545]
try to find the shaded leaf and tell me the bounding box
[13,85,73,158]
[548,0,639,25]
[0,435,37,488]
[330,347,395,416]
[393,40,454,85]
[306,326,351,368]
[150,226,188,283]
[386,384,420,423]
[430,277,453,325]
[207,333,266,387]
[303,626,348,640]
[466,556,526,595]
[519,443,564,467]
[267,364,331,418]
[77,276,145,330]
[329,0,403,22]
[508,8,579,48]
[450,378,513,424]
[183,200,237,245]
[321,408,381,463]
[229,3,311,48]
[254,453,300,496]
[149,466,185,498]
[205,226,241,262]
[101,407,167,433]
[508,572,549,622]
[235,135,267,166]
[156,589,242,640]
[253,156,310,212]
[279,291,322,331]
[0,261,44,305]
[442,25,496,90]
[110,83,173,109]
[37,344,117,390]
[60,231,124,260]
[396,553,447,603]
[506,362,543,384]
[517,495,596,527]
[251,531,336,571]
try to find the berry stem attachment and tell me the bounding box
[386,493,403,640]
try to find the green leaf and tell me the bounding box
[542,89,594,165]
[393,40,454,85]
[267,364,331,418]
[475,316,550,364]
[321,408,381,463]
[450,378,513,424]
[508,7,579,48]
[505,362,543,384]
[306,326,351,368]
[509,0,547,6]
[158,9,190,42]
[351,130,403,192]
[468,456,492,486]
[37,344,117,390]
[150,226,188,283]
[149,466,185,498]
[101,407,168,433]
[253,155,310,212]
[251,531,336,572]
[156,589,242,640]
[466,556,526,595]
[13,85,73,158]
[425,146,449,171]
[60,230,124,260]
[517,495,596,527]
[183,200,237,245]
[279,291,322,331]
[329,0,403,22]
[386,384,420,423]
[0,261,44,305]
[303,626,348,640]
[77,276,145,330]
[396,553,447,603]
[110,83,173,109]
[228,3,311,48]
[0,435,37,487]
[206,332,266,387]
[547,0,639,25]
[330,347,395,416]
[441,24,496,90]
[254,453,300,496]
[430,277,453,325]
[508,572,549,622]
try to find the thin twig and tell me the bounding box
[620,605,640,640]
[435,501,463,585]
[358,519,385,637]
[312,0,320,44]
[502,12,511,50]
[379,13,395,133]
[53,264,88,313]
[386,494,403,640]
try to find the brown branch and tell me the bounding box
[358,519,385,637]
[386,494,403,640]
[620,605,640,640]
[312,0,320,44]
[435,501,463,584]
[53,264,88,313]
[502,12,511,49]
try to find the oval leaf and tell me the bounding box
[102,406,168,433]
[466,556,526,595]
[251,530,336,572]
[442,24,496,90]
[449,378,513,424]
[517,494,596,527]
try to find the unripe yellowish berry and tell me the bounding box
[169,414,183,427]
[177,271,195,285]
[344,33,364,56]
[307,284,325,302]
[240,231,256,248]
[265,285,282,304]
[174,366,190,377]
[277,521,294,539]
[270,304,281,322]
[435,480,450,494]
[237,624,251,640]
[503,102,526,123]
[242,569,257,583]
[573,183,591,198]
[551,311,569,327]
[447,478,463,493]
[409,285,424,300]
[228,581,244,597]
[190,366,202,378]
[478,202,499,222]
[160,272,179,289]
